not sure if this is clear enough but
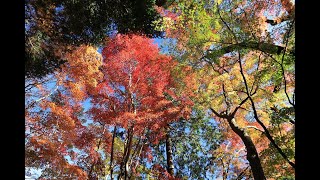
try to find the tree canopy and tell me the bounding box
[25,0,295,179]
[25,0,164,79]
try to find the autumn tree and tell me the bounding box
[25,45,103,179]
[158,0,295,179]
[25,34,193,179]
[90,34,192,179]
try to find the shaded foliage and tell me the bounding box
[25,0,163,79]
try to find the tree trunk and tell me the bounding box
[227,117,266,180]
[110,126,117,180]
[165,127,174,176]
[118,127,133,180]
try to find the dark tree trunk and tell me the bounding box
[165,127,174,176]
[110,126,117,180]
[227,117,266,180]
[210,97,266,180]
[118,127,133,180]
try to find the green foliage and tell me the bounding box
[270,106,295,124]
[278,176,295,180]
[160,0,295,179]
[151,108,222,179]
[172,109,222,179]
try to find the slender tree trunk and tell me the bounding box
[88,163,95,179]
[110,126,117,180]
[125,129,133,179]
[165,126,174,176]
[118,71,135,180]
[227,117,266,180]
[118,127,134,180]
[221,159,226,180]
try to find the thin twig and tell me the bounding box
[26,85,59,109]
[280,20,295,108]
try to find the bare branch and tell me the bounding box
[249,53,262,95]
[246,126,264,133]
[230,96,249,118]
[236,166,250,180]
[280,20,295,108]
[237,42,295,168]
[217,3,238,43]
[222,84,231,113]
[26,85,59,110]
[209,107,228,119]
[249,97,295,168]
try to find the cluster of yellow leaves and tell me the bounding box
[63,45,103,99]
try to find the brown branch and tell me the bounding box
[246,126,264,134]
[226,117,266,179]
[235,50,296,170]
[25,78,53,91]
[209,107,228,119]
[217,3,238,43]
[119,126,134,180]
[266,15,292,26]
[26,85,59,110]
[236,166,250,180]
[237,52,251,94]
[292,90,295,105]
[249,53,262,95]
[222,84,231,113]
[220,158,226,180]
[249,97,295,168]
[165,126,174,176]
[236,44,295,169]
[289,119,295,125]
[128,135,143,175]
[214,6,267,179]
[132,138,147,173]
[230,96,250,118]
